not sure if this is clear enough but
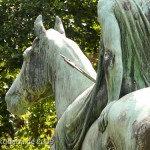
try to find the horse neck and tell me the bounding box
[47,36,96,119]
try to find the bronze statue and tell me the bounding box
[5,0,150,149]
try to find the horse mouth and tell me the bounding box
[5,94,28,116]
[7,105,28,116]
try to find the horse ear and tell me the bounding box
[34,15,46,38]
[54,16,66,36]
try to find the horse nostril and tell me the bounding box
[5,94,10,103]
[5,94,11,106]
[5,92,12,100]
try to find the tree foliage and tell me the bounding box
[0,0,100,149]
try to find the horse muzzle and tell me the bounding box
[5,92,28,116]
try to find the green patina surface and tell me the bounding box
[55,0,150,149]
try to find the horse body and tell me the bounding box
[82,87,150,150]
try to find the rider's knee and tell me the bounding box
[104,48,115,71]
